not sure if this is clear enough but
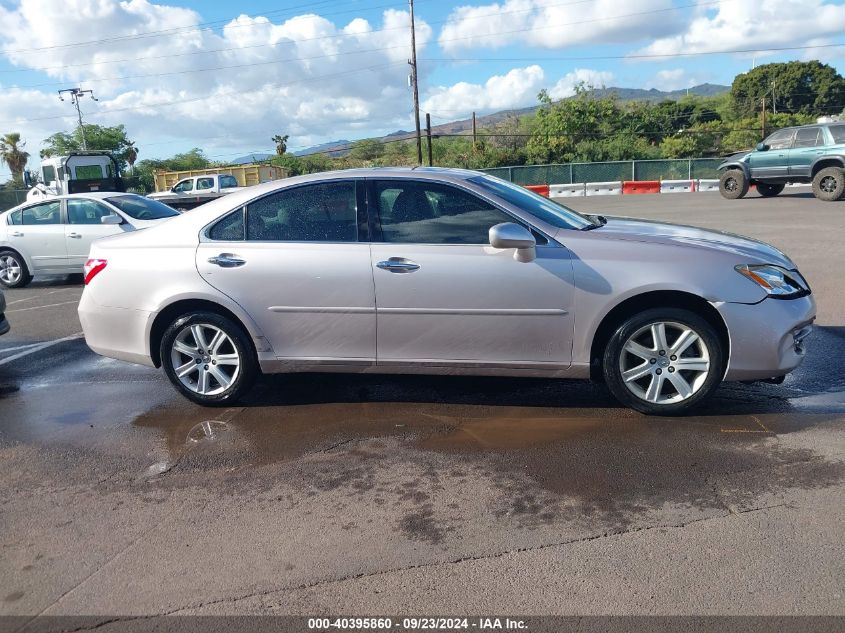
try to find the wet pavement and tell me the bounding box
[0,192,843,619]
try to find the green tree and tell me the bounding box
[272,134,289,156]
[731,60,845,118]
[0,132,29,185]
[41,124,136,172]
[349,138,385,161]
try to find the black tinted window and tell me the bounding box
[246,182,357,242]
[21,201,61,225]
[829,125,845,144]
[209,210,245,241]
[105,195,178,220]
[375,181,515,244]
[793,127,821,148]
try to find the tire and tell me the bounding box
[602,308,726,416]
[756,183,784,197]
[719,169,749,199]
[0,250,33,289]
[812,166,845,202]
[160,311,258,406]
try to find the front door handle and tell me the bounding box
[376,258,420,273]
[10,231,23,237]
[68,232,82,239]
[207,253,246,268]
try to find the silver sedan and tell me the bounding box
[78,168,815,415]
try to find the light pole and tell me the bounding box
[58,88,97,151]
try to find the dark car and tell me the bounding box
[718,122,845,201]
[0,289,9,336]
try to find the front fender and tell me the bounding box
[718,161,751,180]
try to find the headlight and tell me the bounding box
[735,264,810,298]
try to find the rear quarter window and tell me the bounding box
[829,125,845,144]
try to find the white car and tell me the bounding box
[0,192,179,288]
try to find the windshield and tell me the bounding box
[467,175,595,230]
[105,195,179,220]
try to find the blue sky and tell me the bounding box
[1,0,844,175]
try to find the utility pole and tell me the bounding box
[408,0,422,165]
[761,95,767,139]
[425,113,433,166]
[58,88,97,151]
[472,111,477,151]
[771,81,777,114]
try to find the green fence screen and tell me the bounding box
[0,189,27,213]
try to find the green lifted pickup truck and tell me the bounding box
[718,122,845,201]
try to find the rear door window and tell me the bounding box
[20,201,61,225]
[792,127,822,148]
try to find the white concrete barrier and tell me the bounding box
[696,179,720,192]
[660,179,695,193]
[585,181,622,196]
[549,183,586,198]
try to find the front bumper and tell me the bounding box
[78,290,155,367]
[718,294,816,381]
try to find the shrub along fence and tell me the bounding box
[480,158,722,186]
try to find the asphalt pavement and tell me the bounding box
[0,189,843,624]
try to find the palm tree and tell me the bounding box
[272,134,289,156]
[126,140,138,173]
[0,132,30,184]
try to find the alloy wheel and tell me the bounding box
[619,321,711,405]
[0,254,22,285]
[820,175,838,193]
[170,323,241,396]
[724,178,738,192]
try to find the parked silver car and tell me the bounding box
[0,193,179,288]
[78,168,815,415]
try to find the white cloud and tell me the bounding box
[422,65,545,117]
[644,69,701,91]
[0,0,433,160]
[549,69,613,99]
[634,0,845,59]
[438,0,681,53]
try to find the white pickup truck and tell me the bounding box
[147,174,241,210]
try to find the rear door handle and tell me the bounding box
[376,258,420,273]
[10,231,23,237]
[207,253,246,268]
[68,232,82,239]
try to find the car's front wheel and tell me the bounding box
[0,250,32,289]
[160,311,258,406]
[812,167,845,201]
[603,308,725,416]
[756,183,785,197]
[719,169,749,199]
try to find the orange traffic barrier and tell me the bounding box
[524,184,550,197]
[623,180,660,194]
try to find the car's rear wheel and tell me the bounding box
[812,167,845,201]
[719,169,749,199]
[0,250,32,289]
[160,311,257,406]
[756,183,785,197]
[602,308,725,416]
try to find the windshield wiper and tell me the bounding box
[581,214,607,230]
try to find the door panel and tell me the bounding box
[197,242,376,360]
[10,201,67,271]
[370,244,574,366]
[788,127,824,177]
[196,180,375,361]
[65,199,124,267]
[749,129,794,179]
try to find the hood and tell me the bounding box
[723,150,751,163]
[583,217,795,268]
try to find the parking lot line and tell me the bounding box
[7,300,79,313]
[6,288,80,305]
[0,333,83,367]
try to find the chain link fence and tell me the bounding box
[0,189,28,213]
[482,159,722,185]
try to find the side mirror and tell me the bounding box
[489,222,536,263]
[756,142,769,151]
[101,214,123,225]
